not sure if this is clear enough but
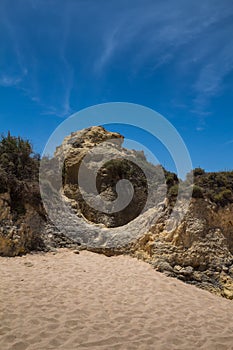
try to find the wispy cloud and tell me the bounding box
[0,0,74,117]
[225,139,233,145]
[196,126,205,132]
[0,0,233,119]
[94,0,233,114]
[0,74,23,87]
[0,6,28,88]
[192,25,233,112]
[96,1,231,68]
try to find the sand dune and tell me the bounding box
[1,249,233,350]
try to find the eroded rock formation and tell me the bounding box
[131,199,233,299]
[55,126,166,228]
[1,127,233,299]
[52,126,233,299]
[0,192,44,256]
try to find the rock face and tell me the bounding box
[1,126,233,299]
[50,126,233,299]
[0,192,44,256]
[54,126,166,228]
[131,199,233,299]
[0,190,83,256]
[39,126,167,256]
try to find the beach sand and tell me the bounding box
[1,249,233,350]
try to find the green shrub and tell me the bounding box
[168,184,179,198]
[192,169,233,206]
[193,167,205,176]
[0,132,41,215]
[166,172,178,186]
[192,185,203,198]
[0,166,8,193]
[213,189,232,206]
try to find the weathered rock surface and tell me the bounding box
[39,126,168,254]
[1,126,233,300]
[131,199,233,299]
[47,126,233,299]
[0,190,83,256]
[53,126,166,228]
[0,192,44,256]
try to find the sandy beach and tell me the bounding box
[1,249,233,350]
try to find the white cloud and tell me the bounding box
[94,0,233,114]
[1,0,233,118]
[96,1,231,69]
[0,74,22,87]
[0,0,74,117]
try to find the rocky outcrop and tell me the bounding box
[0,190,82,256]
[2,127,233,299]
[48,126,233,299]
[0,192,44,256]
[39,126,167,255]
[131,199,233,299]
[54,126,166,228]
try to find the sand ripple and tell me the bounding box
[1,249,233,350]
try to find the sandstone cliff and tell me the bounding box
[0,192,44,256]
[50,126,233,299]
[131,199,233,299]
[1,128,233,299]
[54,126,166,228]
[0,134,45,256]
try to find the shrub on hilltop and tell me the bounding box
[193,169,233,206]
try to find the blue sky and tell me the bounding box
[0,0,233,173]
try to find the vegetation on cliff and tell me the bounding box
[2,132,232,214]
[0,132,41,214]
[192,168,233,206]
[1,130,233,299]
[0,132,44,256]
[167,167,233,207]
